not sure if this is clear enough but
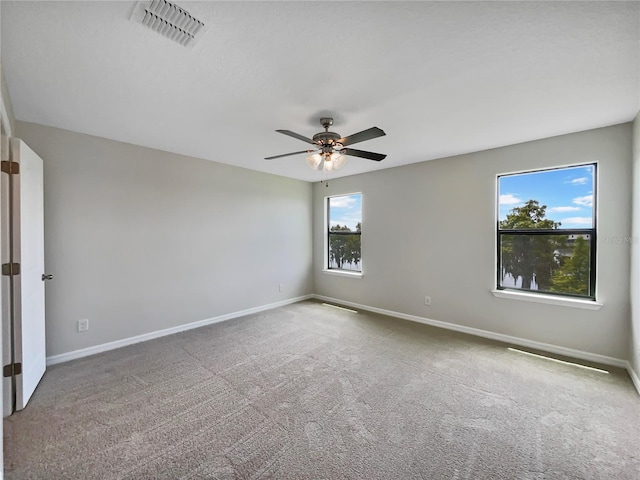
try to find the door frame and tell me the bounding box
[0,95,10,479]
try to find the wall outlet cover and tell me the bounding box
[78,319,89,332]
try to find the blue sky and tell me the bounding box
[329,193,362,230]
[498,164,594,229]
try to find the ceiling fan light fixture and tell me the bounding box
[325,152,347,171]
[306,152,347,172]
[306,153,323,170]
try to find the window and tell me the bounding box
[497,164,596,299]
[327,193,362,272]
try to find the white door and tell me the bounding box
[10,138,46,411]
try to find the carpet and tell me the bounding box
[4,300,639,479]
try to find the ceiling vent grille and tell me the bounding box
[131,0,206,47]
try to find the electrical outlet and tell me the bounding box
[78,319,89,332]
[279,284,284,292]
[424,296,431,306]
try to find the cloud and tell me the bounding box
[573,194,593,207]
[330,196,358,208]
[547,206,580,213]
[566,177,588,185]
[560,217,592,225]
[499,194,521,205]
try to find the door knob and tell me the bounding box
[42,274,53,281]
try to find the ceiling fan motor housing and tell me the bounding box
[313,117,342,148]
[313,131,341,146]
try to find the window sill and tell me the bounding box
[322,269,363,279]
[491,289,603,310]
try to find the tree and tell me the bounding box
[329,224,349,269]
[499,200,562,290]
[550,236,590,295]
[329,223,361,269]
[345,222,362,266]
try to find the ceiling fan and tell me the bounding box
[265,117,386,172]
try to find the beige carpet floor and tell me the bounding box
[4,300,640,479]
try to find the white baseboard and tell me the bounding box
[626,362,640,396]
[313,294,629,370]
[45,293,640,398]
[46,295,313,366]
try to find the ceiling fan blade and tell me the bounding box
[265,149,314,160]
[338,127,385,147]
[276,130,317,145]
[343,148,386,162]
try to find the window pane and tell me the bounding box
[499,164,595,230]
[328,233,361,271]
[497,164,596,299]
[499,233,592,297]
[328,193,362,272]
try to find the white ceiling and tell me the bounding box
[1,1,639,182]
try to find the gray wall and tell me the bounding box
[16,121,313,357]
[1,63,15,137]
[12,120,636,362]
[631,112,640,378]
[313,124,632,360]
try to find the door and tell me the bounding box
[6,138,46,411]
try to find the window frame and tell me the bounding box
[496,163,598,301]
[324,192,363,276]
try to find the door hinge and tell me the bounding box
[3,363,22,377]
[1,161,19,175]
[1,263,20,276]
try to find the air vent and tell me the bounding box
[131,0,206,47]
